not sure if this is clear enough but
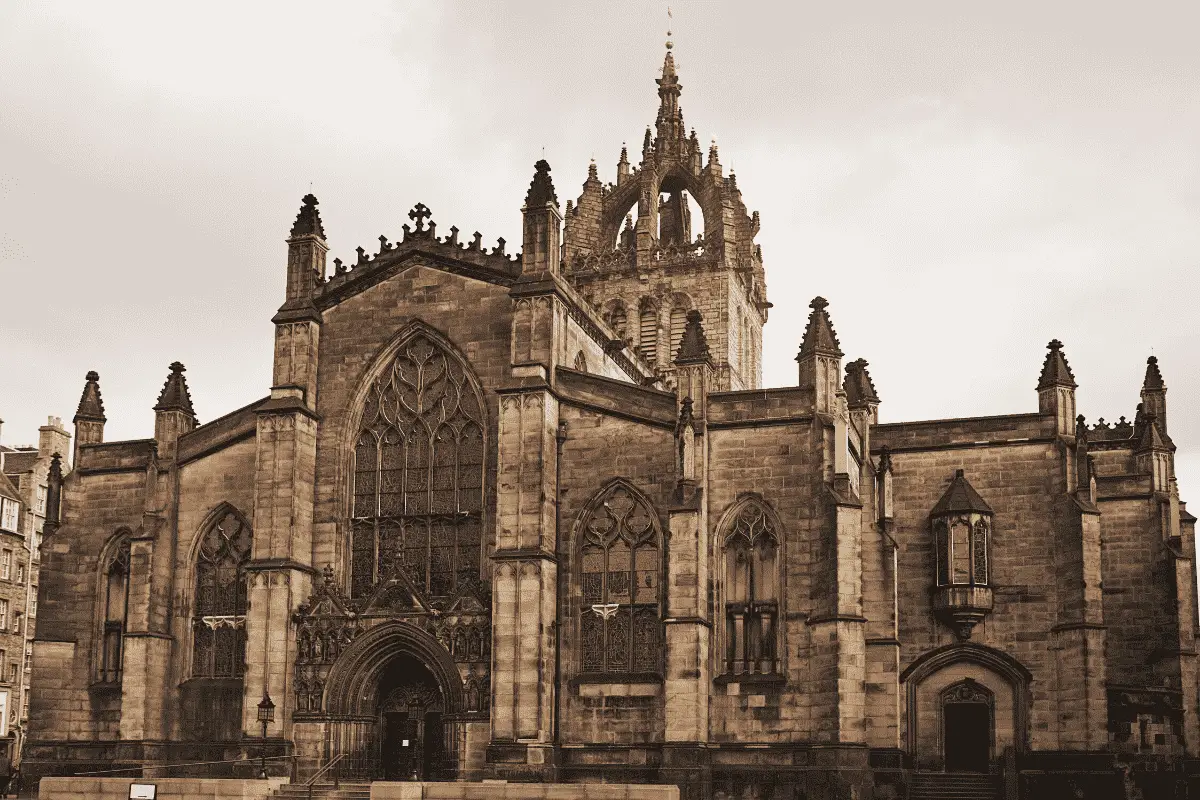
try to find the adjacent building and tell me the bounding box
[24,43,1200,799]
[0,416,70,774]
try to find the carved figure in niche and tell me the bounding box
[453,628,467,659]
[468,628,482,662]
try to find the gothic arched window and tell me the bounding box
[98,531,131,683]
[191,508,252,679]
[579,483,662,675]
[721,499,780,676]
[351,333,486,601]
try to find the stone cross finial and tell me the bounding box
[408,203,432,232]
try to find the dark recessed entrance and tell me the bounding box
[944,702,991,773]
[377,654,445,780]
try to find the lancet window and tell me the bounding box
[191,508,252,679]
[722,500,780,675]
[351,333,486,602]
[579,483,663,675]
[638,302,659,365]
[98,532,131,683]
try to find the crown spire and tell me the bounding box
[655,22,685,151]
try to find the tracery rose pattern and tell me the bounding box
[580,485,662,673]
[352,334,485,602]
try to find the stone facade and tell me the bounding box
[25,43,1200,800]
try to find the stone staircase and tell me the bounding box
[270,782,372,800]
[909,772,1002,800]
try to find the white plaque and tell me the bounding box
[129,785,157,800]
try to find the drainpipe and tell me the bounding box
[552,420,567,769]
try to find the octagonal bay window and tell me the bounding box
[931,469,994,640]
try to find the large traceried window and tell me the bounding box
[579,483,662,675]
[98,533,131,684]
[351,333,485,602]
[722,500,780,676]
[191,508,252,679]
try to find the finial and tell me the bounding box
[290,193,326,239]
[525,159,558,207]
[666,5,673,49]
[810,297,828,311]
[155,361,196,416]
[75,369,106,423]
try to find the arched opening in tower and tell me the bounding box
[615,179,705,253]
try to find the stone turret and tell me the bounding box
[276,194,328,324]
[521,159,562,276]
[73,370,106,464]
[796,297,843,417]
[1037,339,1077,437]
[1141,355,1168,435]
[154,361,196,460]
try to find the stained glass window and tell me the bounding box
[99,533,131,683]
[579,484,662,674]
[351,333,486,602]
[722,501,779,675]
[191,508,252,679]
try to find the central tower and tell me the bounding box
[562,39,769,391]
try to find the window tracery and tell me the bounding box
[352,333,485,603]
[722,500,780,675]
[579,484,662,675]
[191,508,252,679]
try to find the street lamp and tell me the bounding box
[257,692,275,779]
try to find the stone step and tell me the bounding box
[910,772,1001,800]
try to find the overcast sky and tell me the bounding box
[1,1,1197,504]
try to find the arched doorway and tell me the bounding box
[941,680,994,773]
[901,643,1031,772]
[376,654,445,780]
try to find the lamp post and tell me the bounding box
[257,692,275,779]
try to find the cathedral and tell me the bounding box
[25,41,1200,800]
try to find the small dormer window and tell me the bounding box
[931,469,995,639]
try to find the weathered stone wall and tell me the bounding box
[873,416,1063,755]
[556,403,676,746]
[706,417,821,744]
[31,456,148,744]
[311,264,515,580]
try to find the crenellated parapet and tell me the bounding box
[314,203,522,308]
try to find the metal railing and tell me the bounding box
[73,754,296,777]
[305,753,345,800]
